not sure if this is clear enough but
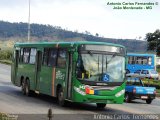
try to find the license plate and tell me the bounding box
[141,96,148,99]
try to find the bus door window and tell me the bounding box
[76,55,86,79]
[57,49,67,68]
[48,49,57,67]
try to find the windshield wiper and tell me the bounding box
[106,52,118,64]
[87,50,93,56]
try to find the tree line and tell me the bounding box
[0,20,147,52]
[146,29,160,55]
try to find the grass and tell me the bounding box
[0,113,18,120]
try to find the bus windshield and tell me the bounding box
[76,53,125,82]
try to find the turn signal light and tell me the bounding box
[85,86,95,95]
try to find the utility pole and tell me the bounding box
[28,0,31,42]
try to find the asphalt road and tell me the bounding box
[0,63,160,120]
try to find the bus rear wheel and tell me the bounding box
[21,80,26,95]
[21,79,31,96]
[96,103,106,109]
[58,87,65,106]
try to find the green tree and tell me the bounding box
[146,29,160,55]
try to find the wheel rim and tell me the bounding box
[125,94,129,102]
[58,91,63,102]
[21,81,25,94]
[26,84,29,95]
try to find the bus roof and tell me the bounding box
[14,41,125,48]
[127,53,155,56]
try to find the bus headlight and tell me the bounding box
[115,89,125,97]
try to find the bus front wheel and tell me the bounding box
[58,87,65,106]
[96,103,106,109]
[125,93,131,103]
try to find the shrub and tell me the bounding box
[0,50,12,60]
[142,79,160,89]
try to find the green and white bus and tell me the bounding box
[11,41,126,108]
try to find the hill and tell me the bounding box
[0,21,147,52]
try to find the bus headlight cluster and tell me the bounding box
[115,89,125,97]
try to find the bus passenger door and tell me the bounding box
[35,50,42,91]
[66,52,72,99]
[55,49,72,99]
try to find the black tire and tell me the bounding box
[96,103,106,109]
[146,99,152,104]
[57,87,65,106]
[25,80,31,96]
[125,93,131,103]
[21,80,26,95]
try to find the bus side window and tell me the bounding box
[23,48,30,63]
[29,48,37,64]
[43,48,49,66]
[57,49,66,68]
[15,50,19,68]
[148,57,152,65]
[19,48,23,63]
[48,48,57,67]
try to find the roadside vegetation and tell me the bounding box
[0,49,12,65]
[142,78,160,96]
[143,79,160,89]
[0,113,18,120]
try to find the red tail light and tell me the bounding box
[154,90,156,95]
[133,88,136,94]
[85,87,90,94]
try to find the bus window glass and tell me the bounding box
[132,56,135,64]
[29,48,37,64]
[136,57,142,64]
[43,48,49,66]
[19,48,23,62]
[76,53,125,82]
[57,50,66,68]
[142,57,148,65]
[148,57,152,65]
[23,48,30,63]
[48,49,57,67]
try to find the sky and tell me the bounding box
[0,0,160,40]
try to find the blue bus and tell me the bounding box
[127,53,156,73]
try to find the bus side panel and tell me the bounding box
[38,66,52,95]
[16,64,36,89]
